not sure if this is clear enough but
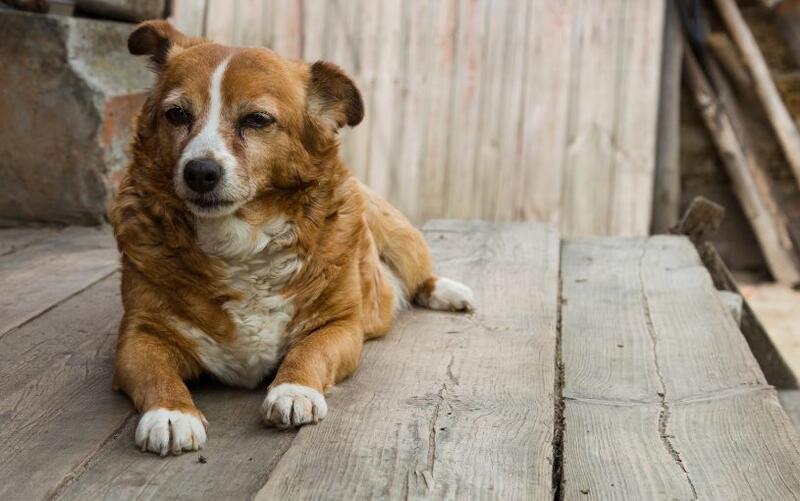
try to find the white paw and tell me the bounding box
[261,383,328,428]
[135,408,207,456]
[426,277,475,312]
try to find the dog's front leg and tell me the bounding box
[114,333,207,456]
[262,320,363,428]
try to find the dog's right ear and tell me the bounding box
[128,20,205,70]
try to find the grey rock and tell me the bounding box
[76,0,165,23]
[0,9,153,224]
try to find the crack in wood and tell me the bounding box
[639,244,698,500]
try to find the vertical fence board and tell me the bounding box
[171,0,664,236]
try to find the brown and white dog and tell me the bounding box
[110,21,474,456]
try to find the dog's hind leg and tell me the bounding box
[360,182,475,312]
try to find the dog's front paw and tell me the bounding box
[135,407,208,456]
[261,383,328,428]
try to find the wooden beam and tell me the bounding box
[683,43,800,284]
[652,0,684,233]
[714,0,800,191]
[561,235,800,499]
[707,32,754,95]
[254,221,561,499]
[0,226,118,337]
[0,276,129,500]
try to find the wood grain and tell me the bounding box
[168,0,207,38]
[0,275,127,501]
[560,236,800,499]
[254,221,560,500]
[55,386,297,501]
[652,0,683,233]
[0,225,118,337]
[0,225,59,256]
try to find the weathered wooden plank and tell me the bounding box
[0,225,117,337]
[672,389,800,500]
[233,0,264,46]
[364,0,402,200]
[168,0,207,38]
[515,0,572,224]
[0,225,59,256]
[562,401,693,500]
[254,221,560,500]
[204,0,235,44]
[779,389,800,430]
[641,237,767,398]
[608,0,664,235]
[485,0,531,221]
[439,0,488,221]
[0,275,126,501]
[414,0,457,222]
[0,271,296,501]
[560,236,800,499]
[560,0,624,236]
[55,387,297,501]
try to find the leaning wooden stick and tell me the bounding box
[683,42,800,284]
[714,0,800,191]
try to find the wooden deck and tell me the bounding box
[1,221,799,500]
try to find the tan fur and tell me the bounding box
[112,21,464,448]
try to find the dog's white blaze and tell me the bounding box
[175,56,249,216]
[177,216,301,388]
[182,56,233,166]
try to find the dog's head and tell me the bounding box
[128,21,363,218]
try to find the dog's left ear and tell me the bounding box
[128,20,205,70]
[306,61,364,130]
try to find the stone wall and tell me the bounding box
[0,9,152,224]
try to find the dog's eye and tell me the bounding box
[240,112,275,129]
[165,106,192,126]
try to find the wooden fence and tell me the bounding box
[170,0,665,235]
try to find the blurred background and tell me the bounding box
[1,1,799,372]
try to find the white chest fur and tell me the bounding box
[177,215,301,389]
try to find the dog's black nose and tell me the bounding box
[183,159,222,193]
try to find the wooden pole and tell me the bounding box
[714,0,800,191]
[652,0,683,233]
[684,44,800,284]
